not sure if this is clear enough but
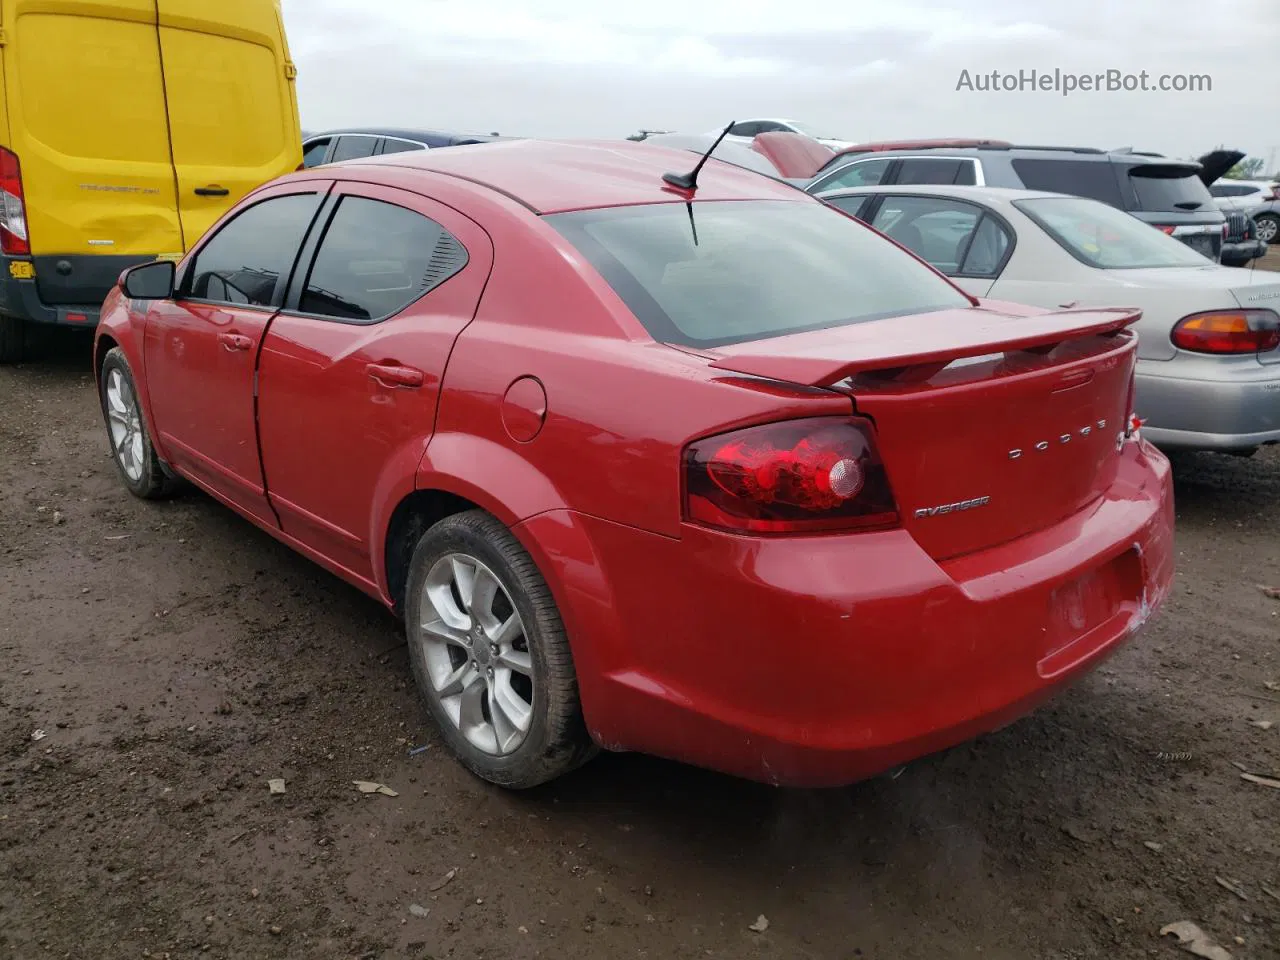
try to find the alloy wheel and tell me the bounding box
[1255,216,1278,244]
[416,553,535,756]
[105,368,145,483]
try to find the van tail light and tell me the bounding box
[0,147,29,256]
[683,417,899,534]
[1171,309,1280,354]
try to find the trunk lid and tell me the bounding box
[751,132,834,180]
[708,305,1141,561]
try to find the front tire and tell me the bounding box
[404,510,596,789]
[99,347,180,499]
[1255,213,1279,245]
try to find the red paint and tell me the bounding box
[751,131,835,179]
[96,139,1175,787]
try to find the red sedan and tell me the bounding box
[94,139,1175,789]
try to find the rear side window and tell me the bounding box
[298,197,468,322]
[186,193,321,307]
[330,136,380,162]
[547,200,971,349]
[1126,165,1214,212]
[379,139,425,156]
[1011,159,1124,207]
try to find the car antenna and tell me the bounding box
[662,120,735,192]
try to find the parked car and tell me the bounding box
[789,141,1235,265]
[0,0,302,363]
[301,128,506,168]
[632,132,788,178]
[94,140,1173,789]
[815,183,1280,454]
[1209,178,1280,245]
[718,118,853,150]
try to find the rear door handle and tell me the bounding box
[218,332,254,351]
[367,363,425,388]
[195,186,230,197]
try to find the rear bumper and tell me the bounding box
[517,441,1174,787]
[1220,239,1267,265]
[0,254,152,327]
[1137,362,1280,451]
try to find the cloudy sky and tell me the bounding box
[283,0,1279,166]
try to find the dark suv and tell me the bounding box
[805,140,1236,263]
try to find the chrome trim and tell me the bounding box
[810,155,985,192]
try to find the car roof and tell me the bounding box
[340,138,807,214]
[815,142,1203,176]
[305,127,508,144]
[816,183,1071,206]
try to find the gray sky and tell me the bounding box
[283,0,1279,166]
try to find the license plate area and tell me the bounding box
[1039,548,1144,676]
[1181,233,1217,258]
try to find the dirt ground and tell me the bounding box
[2,314,1279,960]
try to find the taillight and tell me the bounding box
[1171,309,1280,354]
[1154,225,1176,235]
[1222,222,1229,239]
[683,417,899,534]
[0,147,29,255]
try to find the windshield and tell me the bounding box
[1014,196,1214,269]
[547,200,971,348]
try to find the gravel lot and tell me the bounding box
[2,283,1279,959]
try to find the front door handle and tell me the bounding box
[218,332,254,351]
[367,363,425,389]
[195,186,231,197]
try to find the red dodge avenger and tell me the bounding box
[94,138,1174,789]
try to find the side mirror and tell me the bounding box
[122,260,175,300]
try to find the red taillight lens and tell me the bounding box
[1171,309,1280,354]
[0,147,29,256]
[683,417,899,534]
[1154,225,1176,235]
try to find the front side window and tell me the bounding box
[897,158,965,185]
[379,139,426,156]
[186,193,321,307]
[298,196,468,322]
[301,138,330,168]
[816,158,893,191]
[547,199,971,349]
[1015,196,1212,269]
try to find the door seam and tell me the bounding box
[151,1,186,252]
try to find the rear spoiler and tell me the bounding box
[707,307,1141,387]
[751,132,835,179]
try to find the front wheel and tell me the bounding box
[99,347,181,499]
[404,510,596,788]
[1255,213,1279,245]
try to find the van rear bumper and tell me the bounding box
[0,254,155,327]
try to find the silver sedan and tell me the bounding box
[818,183,1280,455]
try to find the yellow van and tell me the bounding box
[0,0,302,362]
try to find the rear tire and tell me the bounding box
[0,315,25,364]
[404,510,597,789]
[99,347,181,500]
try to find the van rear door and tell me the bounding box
[156,0,303,247]
[4,0,183,298]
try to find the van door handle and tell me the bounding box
[195,186,230,197]
[218,332,254,351]
[367,363,425,388]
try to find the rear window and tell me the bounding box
[1125,165,1213,212]
[1015,196,1212,269]
[1011,159,1124,207]
[546,200,971,348]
